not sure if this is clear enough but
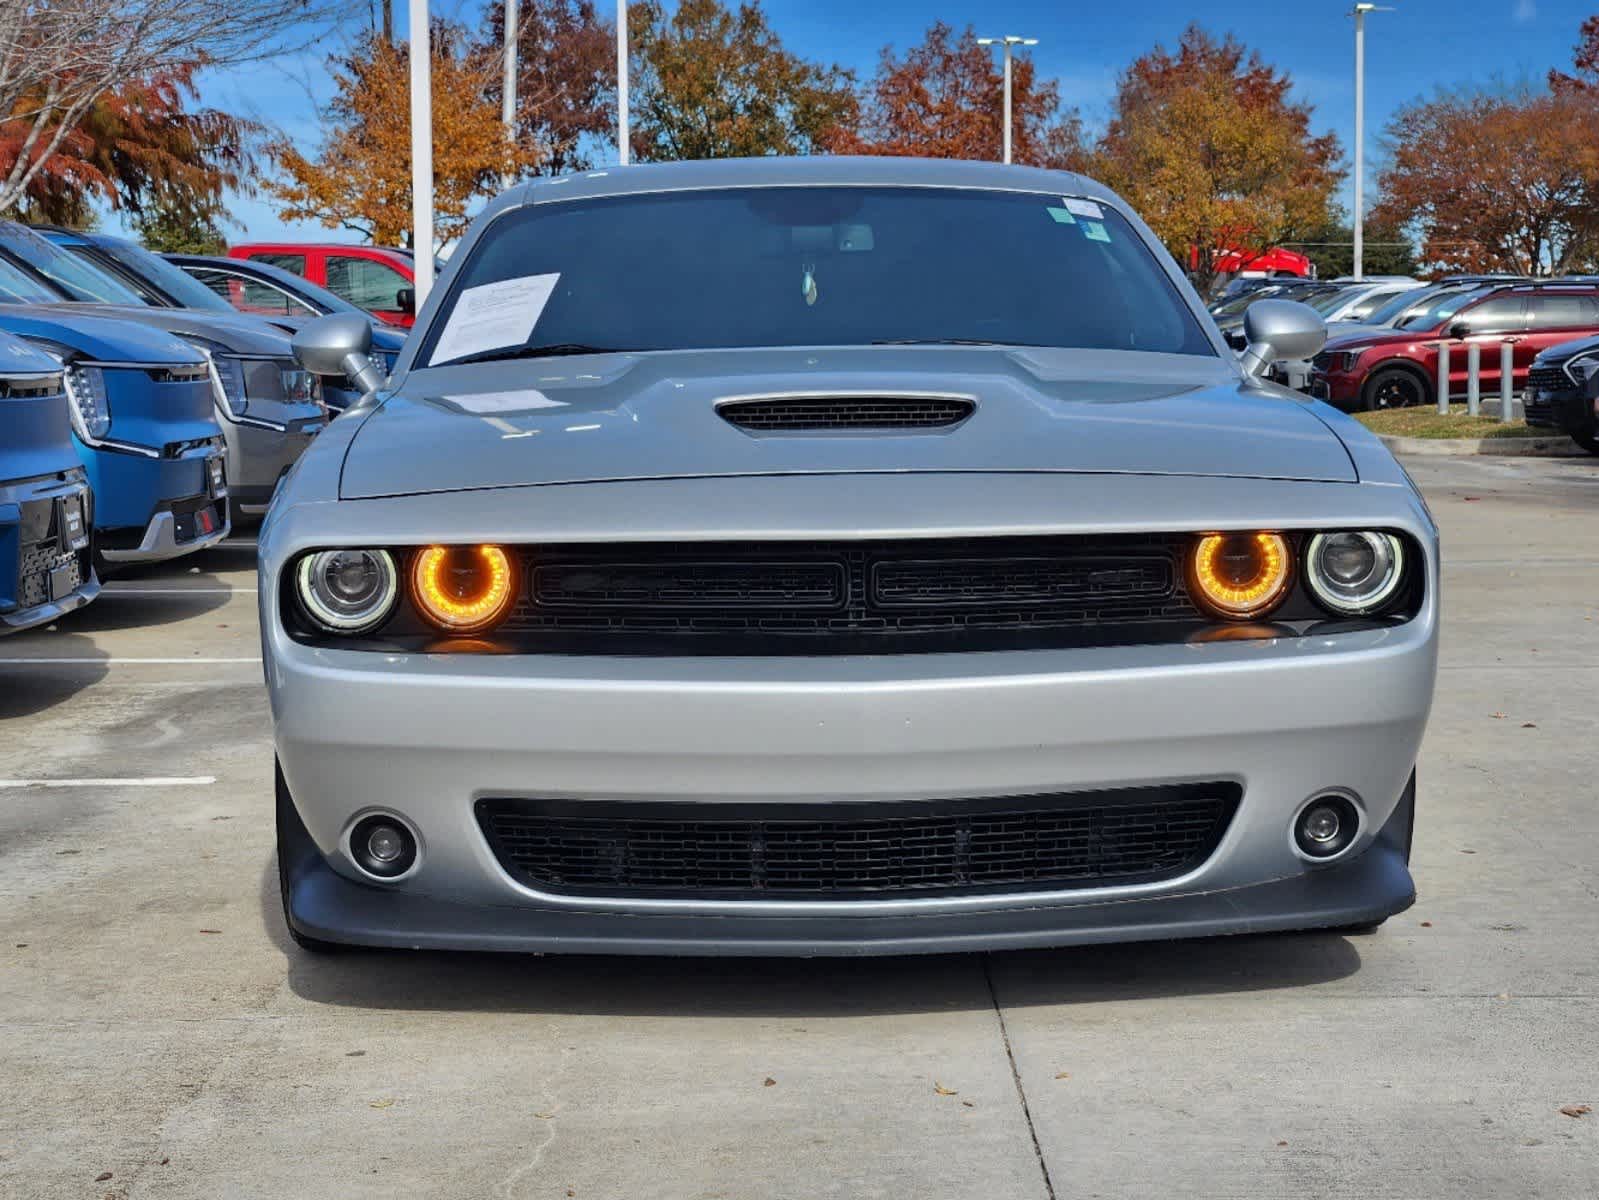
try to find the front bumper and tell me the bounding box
[218,414,321,516]
[0,471,98,635]
[1522,379,1597,436]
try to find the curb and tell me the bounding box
[1377,433,1589,458]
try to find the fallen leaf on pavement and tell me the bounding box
[1559,1105,1591,1119]
[1276,1141,1288,1147]
[1420,921,1433,927]
[1521,722,1537,728]
[1054,1072,1070,1080]
[534,1111,556,1119]
[198,929,222,935]
[961,1100,975,1108]
[1490,712,1507,719]
[763,1077,776,1087]
[1460,849,1476,854]
[369,1099,395,1110]
[95,1173,112,1182]
[933,1082,958,1096]
[345,1050,366,1057]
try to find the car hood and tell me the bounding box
[1322,323,1438,354]
[0,306,204,365]
[1534,332,1599,363]
[339,347,1356,499]
[59,304,296,357]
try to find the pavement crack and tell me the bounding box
[982,956,1057,1200]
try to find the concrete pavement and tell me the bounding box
[1,458,1596,1198]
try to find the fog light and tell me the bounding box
[349,814,417,879]
[1294,794,1359,860]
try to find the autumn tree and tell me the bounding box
[1372,87,1599,275]
[7,64,255,245]
[266,25,532,248]
[482,0,615,176]
[1549,14,1599,92]
[0,0,339,214]
[826,22,1086,169]
[1090,26,1343,293]
[629,0,856,161]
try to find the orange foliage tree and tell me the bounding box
[266,25,532,248]
[1090,26,1343,293]
[1372,87,1599,276]
[824,21,1085,169]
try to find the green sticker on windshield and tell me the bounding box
[1046,206,1077,225]
[1082,220,1111,243]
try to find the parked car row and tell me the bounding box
[0,225,407,638]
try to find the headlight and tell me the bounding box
[410,545,517,633]
[1564,353,1599,385]
[1304,532,1405,616]
[296,549,399,633]
[63,363,111,441]
[1188,532,1293,620]
[206,354,249,417]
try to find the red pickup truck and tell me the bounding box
[1308,282,1599,411]
[227,243,417,328]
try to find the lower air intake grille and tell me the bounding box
[1525,364,1571,394]
[719,395,975,431]
[477,785,1240,900]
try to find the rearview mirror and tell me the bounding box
[1447,320,1471,340]
[1239,300,1327,378]
[291,313,386,399]
[395,286,416,315]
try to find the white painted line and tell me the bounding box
[0,776,216,789]
[100,587,256,596]
[0,656,262,665]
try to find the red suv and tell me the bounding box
[227,243,416,328]
[1308,282,1599,411]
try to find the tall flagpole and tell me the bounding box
[409,0,434,299]
[616,0,629,164]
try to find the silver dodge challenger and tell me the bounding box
[263,157,1438,956]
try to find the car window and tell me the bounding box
[1527,295,1599,330]
[194,267,316,317]
[1454,295,1526,334]
[0,252,66,303]
[252,252,306,276]
[96,239,236,313]
[421,186,1216,366]
[1396,288,1494,330]
[1345,289,1401,320]
[0,224,146,304]
[325,255,410,311]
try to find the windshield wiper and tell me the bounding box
[444,343,634,366]
[870,337,1045,347]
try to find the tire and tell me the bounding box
[1361,366,1430,412]
[1570,429,1599,455]
[276,760,346,955]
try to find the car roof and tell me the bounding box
[508,155,1113,209]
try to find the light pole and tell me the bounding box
[1351,3,1393,282]
[409,0,433,300]
[617,0,629,164]
[502,0,518,188]
[976,35,1038,165]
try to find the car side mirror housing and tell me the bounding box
[396,286,416,315]
[292,312,386,399]
[1239,299,1328,379]
[1447,320,1471,340]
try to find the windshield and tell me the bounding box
[1305,289,1356,315]
[95,239,236,313]
[1364,286,1457,327]
[0,224,146,304]
[1210,288,1282,317]
[420,186,1214,366]
[0,253,65,303]
[1395,288,1491,330]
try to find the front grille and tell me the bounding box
[148,364,210,384]
[477,785,1241,899]
[1526,364,1572,395]
[9,493,84,611]
[500,535,1198,653]
[719,395,975,431]
[1311,352,1334,371]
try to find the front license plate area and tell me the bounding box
[59,494,88,551]
[48,562,76,602]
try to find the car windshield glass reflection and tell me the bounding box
[1395,289,1489,330]
[420,186,1216,366]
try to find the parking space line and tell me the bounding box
[100,587,256,596]
[0,656,262,665]
[0,776,216,789]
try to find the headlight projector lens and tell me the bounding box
[1188,532,1293,619]
[1294,794,1360,860]
[297,549,399,633]
[1305,531,1404,615]
[411,544,518,633]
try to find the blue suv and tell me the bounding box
[0,330,98,633]
[0,309,229,570]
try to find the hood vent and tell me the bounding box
[719,394,975,432]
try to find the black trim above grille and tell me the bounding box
[477,784,1242,900]
[719,395,975,431]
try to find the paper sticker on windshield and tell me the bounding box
[1045,206,1077,225]
[429,274,560,365]
[434,389,565,415]
[1063,197,1104,220]
[1081,220,1112,243]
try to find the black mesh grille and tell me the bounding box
[503,535,1196,652]
[1526,365,1571,394]
[10,494,84,611]
[477,785,1240,899]
[719,396,975,431]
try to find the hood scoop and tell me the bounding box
[717,393,976,433]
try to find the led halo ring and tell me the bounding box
[1188,532,1294,620]
[1304,531,1405,616]
[409,544,518,633]
[296,548,399,633]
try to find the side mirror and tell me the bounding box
[395,286,416,315]
[1238,299,1328,378]
[1447,320,1471,340]
[291,312,386,399]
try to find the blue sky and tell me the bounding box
[156,0,1594,244]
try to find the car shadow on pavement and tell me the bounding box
[0,633,108,720]
[261,861,1363,1017]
